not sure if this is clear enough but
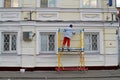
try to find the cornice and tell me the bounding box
[0,7,118,13]
[0,21,118,27]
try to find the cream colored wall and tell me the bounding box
[103,13,116,21]
[58,0,80,8]
[21,26,36,55]
[104,28,118,54]
[22,0,36,7]
[20,26,36,67]
[59,12,80,21]
[20,0,116,21]
[0,0,119,67]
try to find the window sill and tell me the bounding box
[0,53,18,56]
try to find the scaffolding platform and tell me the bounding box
[58,48,83,52]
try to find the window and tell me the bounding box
[40,0,56,8]
[2,32,17,53]
[40,32,56,53]
[116,0,120,7]
[82,0,97,8]
[84,32,99,52]
[4,0,18,8]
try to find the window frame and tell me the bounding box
[37,30,57,54]
[0,30,20,54]
[2,32,17,53]
[84,29,103,54]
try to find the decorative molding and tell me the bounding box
[37,12,58,20]
[0,12,21,21]
[0,8,117,13]
[80,13,102,21]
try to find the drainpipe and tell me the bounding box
[118,11,120,67]
[117,10,120,67]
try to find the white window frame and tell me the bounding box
[80,0,101,8]
[0,30,20,54]
[84,29,103,54]
[2,32,17,53]
[36,29,57,54]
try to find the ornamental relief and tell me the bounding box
[81,13,102,21]
[0,12,20,21]
[37,12,58,20]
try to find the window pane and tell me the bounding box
[84,33,91,51]
[92,34,98,50]
[13,0,18,7]
[41,0,48,8]
[4,0,11,8]
[3,34,10,51]
[49,34,55,51]
[41,34,48,51]
[49,0,55,7]
[90,0,97,8]
[83,0,97,8]
[11,34,16,50]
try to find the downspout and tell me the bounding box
[117,11,120,67]
[116,10,120,67]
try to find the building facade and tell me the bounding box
[0,0,119,70]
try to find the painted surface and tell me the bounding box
[0,0,119,67]
[59,0,80,8]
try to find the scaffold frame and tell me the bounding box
[56,28,88,71]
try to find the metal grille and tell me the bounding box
[85,32,99,51]
[92,34,98,50]
[49,34,55,51]
[3,34,10,51]
[3,33,17,53]
[11,34,17,50]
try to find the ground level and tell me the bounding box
[0,69,120,80]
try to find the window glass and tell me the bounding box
[13,0,18,7]
[49,0,55,7]
[84,32,99,52]
[83,0,97,8]
[116,0,120,7]
[40,0,56,8]
[4,0,11,8]
[41,0,48,8]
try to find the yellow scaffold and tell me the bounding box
[56,28,88,71]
